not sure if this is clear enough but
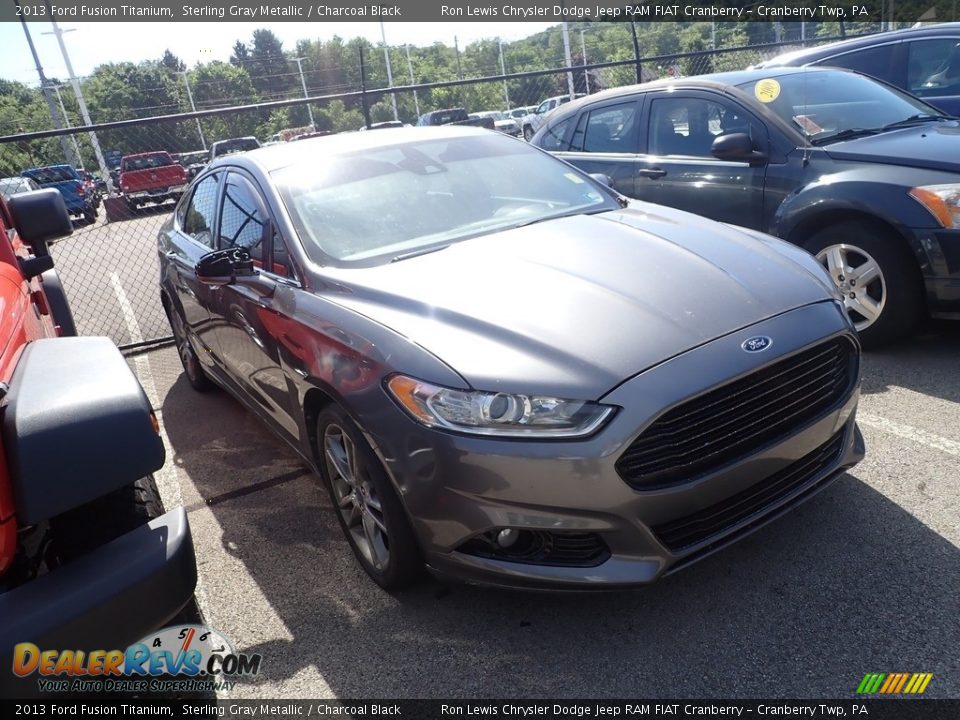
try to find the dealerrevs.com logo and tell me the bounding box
[13,624,262,694]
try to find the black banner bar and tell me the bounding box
[3,0,955,24]
[2,700,960,720]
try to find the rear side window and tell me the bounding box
[181,173,221,248]
[812,44,898,84]
[569,102,640,153]
[538,117,572,151]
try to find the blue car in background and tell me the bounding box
[21,165,99,223]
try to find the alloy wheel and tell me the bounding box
[816,243,886,332]
[323,424,390,572]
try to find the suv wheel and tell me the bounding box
[523,125,535,141]
[805,222,923,348]
[315,406,422,590]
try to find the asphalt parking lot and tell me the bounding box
[127,322,959,700]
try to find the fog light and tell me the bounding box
[496,528,519,548]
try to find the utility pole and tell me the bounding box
[16,2,74,166]
[629,21,642,84]
[176,70,207,151]
[498,39,510,109]
[48,84,82,168]
[359,45,372,129]
[292,58,316,129]
[580,30,590,95]
[380,22,399,122]
[454,35,463,80]
[405,44,420,118]
[562,23,575,101]
[44,18,112,193]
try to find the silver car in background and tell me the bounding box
[159,127,864,590]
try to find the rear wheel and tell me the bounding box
[169,306,213,392]
[804,222,923,348]
[82,207,98,223]
[315,406,422,590]
[523,125,535,141]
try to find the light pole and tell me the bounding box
[44,19,112,193]
[404,44,420,118]
[561,22,575,100]
[48,84,82,167]
[292,57,316,129]
[579,30,590,95]
[380,22,399,122]
[498,39,510,109]
[176,70,207,151]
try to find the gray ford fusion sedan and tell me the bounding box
[159,126,864,590]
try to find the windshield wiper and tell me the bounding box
[811,128,882,145]
[514,207,610,229]
[880,113,953,131]
[391,245,450,263]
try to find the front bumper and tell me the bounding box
[367,301,863,590]
[905,226,960,315]
[0,507,197,689]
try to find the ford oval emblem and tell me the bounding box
[742,336,773,353]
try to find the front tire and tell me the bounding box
[523,125,535,141]
[804,222,923,348]
[315,406,422,590]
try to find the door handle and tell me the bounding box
[637,167,667,179]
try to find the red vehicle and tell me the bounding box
[118,151,189,210]
[0,189,196,690]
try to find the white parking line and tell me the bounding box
[858,412,960,458]
[110,271,214,623]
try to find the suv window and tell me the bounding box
[569,102,640,153]
[908,38,960,96]
[813,44,898,84]
[181,173,221,248]
[218,173,267,262]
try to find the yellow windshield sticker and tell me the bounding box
[755,79,781,103]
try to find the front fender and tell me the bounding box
[771,176,939,241]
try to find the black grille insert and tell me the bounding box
[652,430,845,553]
[617,337,856,489]
[458,530,609,567]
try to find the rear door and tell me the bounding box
[552,98,644,198]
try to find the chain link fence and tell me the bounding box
[0,34,853,350]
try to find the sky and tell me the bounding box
[0,21,559,86]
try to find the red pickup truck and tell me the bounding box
[119,151,189,211]
[0,189,196,692]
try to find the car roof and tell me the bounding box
[552,65,846,114]
[760,23,960,66]
[210,126,504,174]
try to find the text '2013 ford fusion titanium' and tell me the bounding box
[159,127,864,590]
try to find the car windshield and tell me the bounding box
[274,134,615,266]
[124,154,173,171]
[213,138,260,156]
[26,166,77,184]
[737,70,949,144]
[0,177,32,197]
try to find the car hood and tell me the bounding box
[321,206,834,399]
[823,122,960,173]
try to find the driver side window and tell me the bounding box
[218,173,267,264]
[649,97,758,158]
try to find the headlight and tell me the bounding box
[385,375,616,439]
[909,184,960,228]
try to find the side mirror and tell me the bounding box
[7,189,73,257]
[589,173,614,188]
[196,247,255,286]
[711,133,766,164]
